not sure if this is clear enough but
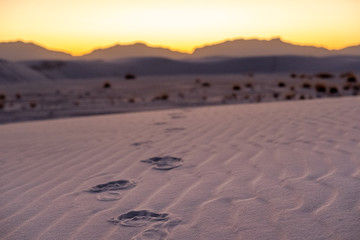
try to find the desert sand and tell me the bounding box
[1,96,360,239]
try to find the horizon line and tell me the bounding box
[1,36,360,57]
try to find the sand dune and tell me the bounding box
[1,96,360,239]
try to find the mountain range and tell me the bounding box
[1,38,360,61]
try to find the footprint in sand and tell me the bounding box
[131,218,182,240]
[141,156,183,170]
[108,210,169,227]
[86,180,136,201]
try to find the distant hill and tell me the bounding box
[192,38,331,58]
[1,39,360,62]
[80,43,189,60]
[0,41,73,61]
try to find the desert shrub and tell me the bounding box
[353,84,360,91]
[347,76,357,83]
[0,103,3,109]
[232,84,241,91]
[0,93,5,101]
[29,102,37,109]
[315,73,334,79]
[245,82,253,88]
[329,86,339,94]
[290,86,295,91]
[285,93,295,100]
[278,82,286,87]
[302,82,312,89]
[178,92,184,99]
[195,78,201,84]
[290,73,297,78]
[125,73,136,80]
[299,95,306,100]
[153,93,169,101]
[273,93,279,99]
[315,83,327,93]
[202,82,211,87]
[103,81,111,88]
[15,93,21,100]
[299,74,306,79]
[340,72,354,78]
[343,84,351,90]
[128,97,135,103]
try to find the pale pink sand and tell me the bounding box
[1,97,360,240]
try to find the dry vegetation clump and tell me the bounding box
[290,73,297,78]
[329,86,339,95]
[15,93,21,100]
[0,102,4,109]
[347,75,357,83]
[278,82,286,87]
[128,97,135,103]
[343,84,351,91]
[315,73,334,79]
[340,72,354,78]
[103,81,112,88]
[290,86,295,91]
[273,92,279,99]
[315,83,327,93]
[195,78,201,84]
[124,73,136,80]
[29,102,37,109]
[232,84,241,91]
[245,82,253,88]
[299,95,306,100]
[202,82,211,87]
[153,93,169,101]
[302,82,312,89]
[178,92,184,99]
[285,93,295,100]
[0,93,6,101]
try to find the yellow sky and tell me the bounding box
[1,0,360,55]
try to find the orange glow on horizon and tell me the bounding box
[1,0,359,56]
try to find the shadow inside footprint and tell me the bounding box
[141,156,183,170]
[87,180,136,193]
[109,210,169,227]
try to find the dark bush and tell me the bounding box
[347,76,357,83]
[315,83,327,93]
[103,81,111,88]
[285,93,295,100]
[315,73,334,79]
[290,73,297,78]
[0,93,5,101]
[128,98,135,103]
[302,82,312,89]
[245,82,253,88]
[329,86,339,94]
[232,84,241,91]
[125,73,136,80]
[153,93,169,101]
[29,102,37,109]
[300,95,306,100]
[273,93,279,99]
[202,82,211,87]
[278,82,286,87]
[15,93,21,100]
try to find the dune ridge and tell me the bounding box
[1,97,360,239]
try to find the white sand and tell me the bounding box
[1,96,360,239]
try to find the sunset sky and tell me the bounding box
[1,0,360,55]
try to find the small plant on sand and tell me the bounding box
[124,73,136,80]
[285,93,295,100]
[343,84,351,91]
[299,95,306,100]
[329,86,339,95]
[347,75,357,83]
[0,103,4,109]
[290,86,295,91]
[15,93,21,100]
[103,81,112,89]
[278,82,286,87]
[273,92,279,99]
[245,82,253,89]
[29,102,37,109]
[0,93,6,101]
[302,82,312,89]
[315,83,327,93]
[232,84,241,91]
[178,92,184,99]
[290,73,297,78]
[202,82,211,87]
[195,78,201,84]
[128,97,135,103]
[153,93,169,101]
[315,73,334,79]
